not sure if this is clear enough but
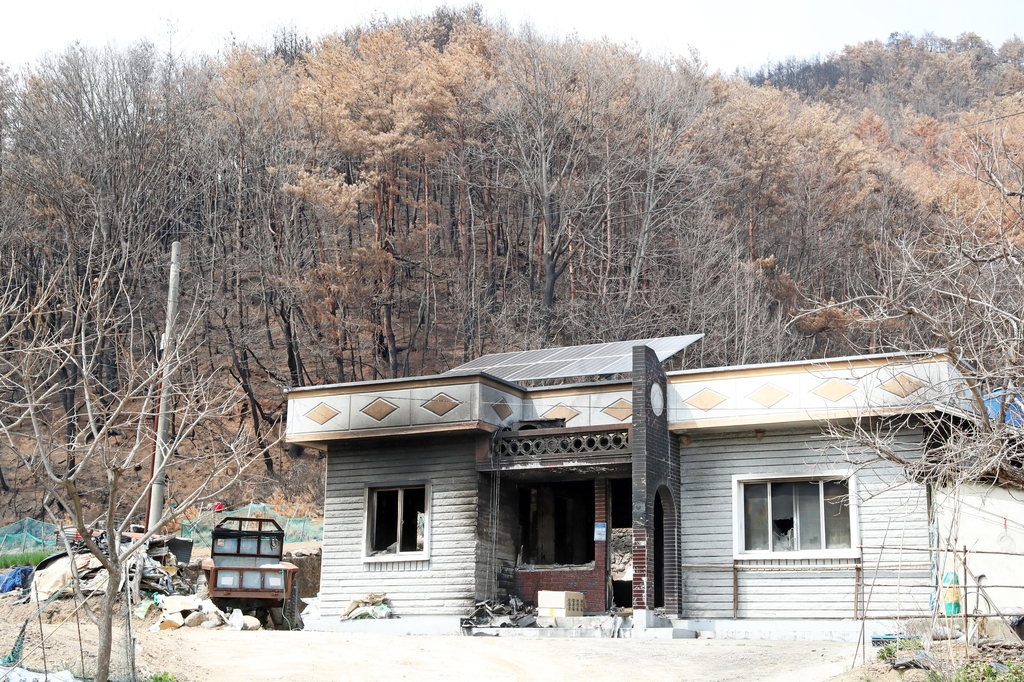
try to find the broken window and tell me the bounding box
[741,479,852,553]
[367,485,427,556]
[518,481,594,565]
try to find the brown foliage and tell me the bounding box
[1,19,1023,513]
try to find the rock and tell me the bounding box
[242,615,262,631]
[183,611,208,627]
[931,625,964,641]
[200,619,220,629]
[158,613,184,630]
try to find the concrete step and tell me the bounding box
[631,627,697,639]
[468,626,613,638]
[466,614,630,638]
[464,613,697,639]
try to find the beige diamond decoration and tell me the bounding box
[684,388,727,412]
[881,373,924,398]
[422,393,460,417]
[812,378,857,403]
[542,403,581,422]
[748,383,790,408]
[491,398,513,421]
[601,398,633,422]
[361,398,398,422]
[305,403,340,425]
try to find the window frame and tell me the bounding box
[362,481,431,563]
[731,472,860,560]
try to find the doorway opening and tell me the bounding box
[654,491,665,608]
[609,477,632,607]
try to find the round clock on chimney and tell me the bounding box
[650,382,665,417]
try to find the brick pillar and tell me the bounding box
[631,345,680,623]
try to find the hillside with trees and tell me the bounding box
[1,7,1022,523]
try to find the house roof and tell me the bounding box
[443,335,703,382]
[284,344,970,449]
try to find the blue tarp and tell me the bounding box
[0,566,32,593]
[984,389,1024,427]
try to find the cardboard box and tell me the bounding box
[536,590,585,616]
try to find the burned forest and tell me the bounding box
[1,10,1024,523]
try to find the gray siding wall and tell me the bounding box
[321,434,483,617]
[679,427,932,620]
[474,473,520,601]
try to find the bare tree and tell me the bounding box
[0,246,267,682]
[488,30,627,340]
[795,106,1024,486]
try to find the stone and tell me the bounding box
[183,611,208,627]
[241,615,262,631]
[158,613,184,630]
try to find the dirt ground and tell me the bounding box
[0,591,858,682]
[140,631,859,682]
[12,589,1016,682]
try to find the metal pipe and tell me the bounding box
[963,545,969,646]
[732,562,738,619]
[859,545,1024,558]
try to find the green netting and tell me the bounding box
[178,503,322,547]
[0,519,59,555]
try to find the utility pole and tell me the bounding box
[146,241,182,532]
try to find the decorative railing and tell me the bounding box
[483,425,632,471]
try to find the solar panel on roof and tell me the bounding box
[444,335,703,382]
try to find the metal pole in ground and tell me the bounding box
[146,241,182,532]
[963,546,969,651]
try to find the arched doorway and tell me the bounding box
[653,485,678,614]
[654,493,665,608]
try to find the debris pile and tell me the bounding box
[1,518,306,631]
[8,531,195,606]
[140,594,262,632]
[609,529,633,581]
[340,593,394,620]
[890,652,934,671]
[461,597,537,629]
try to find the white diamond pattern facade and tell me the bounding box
[286,352,964,445]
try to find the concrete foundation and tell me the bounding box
[303,615,463,635]
[676,619,906,642]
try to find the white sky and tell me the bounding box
[1,0,1020,74]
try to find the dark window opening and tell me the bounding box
[610,478,632,528]
[400,487,426,552]
[518,481,594,565]
[372,490,399,552]
[612,580,632,608]
[370,486,426,555]
[770,481,796,551]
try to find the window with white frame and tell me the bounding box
[740,479,852,553]
[366,485,427,557]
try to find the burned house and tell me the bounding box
[286,337,968,638]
